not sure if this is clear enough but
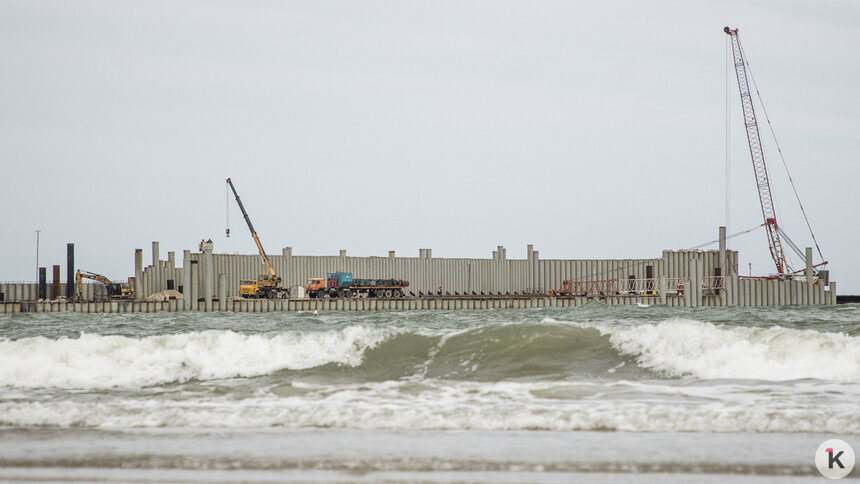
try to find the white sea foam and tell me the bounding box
[2,379,857,433]
[0,326,393,389]
[600,318,860,381]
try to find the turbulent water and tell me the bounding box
[1,304,858,482]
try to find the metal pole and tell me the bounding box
[35,229,41,282]
[66,243,75,299]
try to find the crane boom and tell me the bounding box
[226,178,278,280]
[724,26,789,274]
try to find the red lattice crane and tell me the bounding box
[724,26,789,275]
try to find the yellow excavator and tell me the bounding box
[75,270,134,301]
[226,178,287,298]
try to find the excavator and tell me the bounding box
[226,177,288,298]
[75,270,134,301]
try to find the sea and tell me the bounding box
[1,304,858,483]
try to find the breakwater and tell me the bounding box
[0,273,836,314]
[1,227,836,312]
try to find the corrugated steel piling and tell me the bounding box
[2,226,839,313]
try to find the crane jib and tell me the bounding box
[226,178,278,282]
[227,178,257,235]
[724,26,789,275]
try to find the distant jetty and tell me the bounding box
[0,227,838,314]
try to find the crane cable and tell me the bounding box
[541,224,761,287]
[686,224,764,251]
[777,226,807,262]
[739,42,825,265]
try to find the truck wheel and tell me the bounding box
[393,289,401,298]
[337,290,345,298]
[255,290,262,299]
[384,289,393,298]
[344,289,352,298]
[374,290,382,298]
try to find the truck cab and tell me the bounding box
[305,273,355,298]
[305,278,325,294]
[240,279,260,298]
[304,272,406,299]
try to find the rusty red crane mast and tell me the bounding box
[724,26,789,275]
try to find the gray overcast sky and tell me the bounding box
[2,0,859,292]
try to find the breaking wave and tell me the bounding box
[594,317,860,381]
[0,326,393,389]
[1,318,858,390]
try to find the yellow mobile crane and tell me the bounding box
[75,269,134,301]
[226,177,287,298]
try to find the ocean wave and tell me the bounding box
[2,380,857,433]
[0,323,649,389]
[0,326,393,389]
[594,318,860,381]
[2,317,858,390]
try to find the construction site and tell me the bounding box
[0,27,842,314]
[0,221,838,314]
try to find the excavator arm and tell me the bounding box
[76,269,126,300]
[77,270,112,287]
